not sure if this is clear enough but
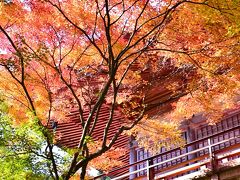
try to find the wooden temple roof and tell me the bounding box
[48,105,130,166]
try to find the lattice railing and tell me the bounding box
[94,124,240,180]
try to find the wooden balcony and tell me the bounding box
[94,124,240,180]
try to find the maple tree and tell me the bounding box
[165,0,240,123]
[0,0,240,179]
[0,98,74,179]
[0,100,51,179]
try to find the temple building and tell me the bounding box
[49,59,240,180]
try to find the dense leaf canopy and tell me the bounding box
[1,0,240,179]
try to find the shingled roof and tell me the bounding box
[48,105,130,167]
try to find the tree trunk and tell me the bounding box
[80,162,88,180]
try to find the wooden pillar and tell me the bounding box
[147,158,154,180]
[186,123,196,161]
[129,137,137,180]
[208,138,218,173]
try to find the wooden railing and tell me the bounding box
[94,125,240,180]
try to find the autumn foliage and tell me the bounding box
[1,0,240,179]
